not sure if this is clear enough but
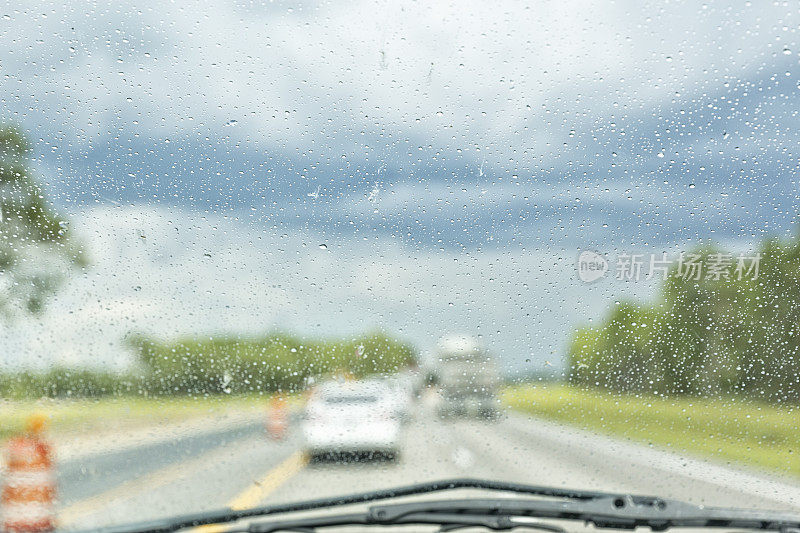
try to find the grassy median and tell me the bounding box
[502,384,800,477]
[0,395,274,440]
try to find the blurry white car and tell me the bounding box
[384,376,414,423]
[302,380,401,459]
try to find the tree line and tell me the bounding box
[1,331,417,399]
[569,236,800,403]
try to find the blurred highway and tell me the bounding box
[47,398,800,531]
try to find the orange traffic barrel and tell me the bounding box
[265,396,288,440]
[1,414,56,533]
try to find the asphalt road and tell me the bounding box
[49,404,800,531]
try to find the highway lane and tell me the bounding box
[58,422,266,506]
[56,406,800,531]
[269,412,800,511]
[57,425,301,529]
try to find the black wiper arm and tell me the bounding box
[72,478,616,533]
[71,478,800,533]
[244,509,571,533]
[242,510,565,533]
[241,496,800,533]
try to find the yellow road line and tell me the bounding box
[230,450,308,510]
[196,450,309,533]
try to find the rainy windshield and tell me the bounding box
[2,1,800,532]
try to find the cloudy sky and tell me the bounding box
[1,1,799,372]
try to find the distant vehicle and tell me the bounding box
[435,335,499,420]
[301,379,401,459]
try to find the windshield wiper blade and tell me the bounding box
[72,478,616,533]
[70,478,800,533]
[242,510,567,533]
[240,495,800,533]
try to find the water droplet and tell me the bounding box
[221,372,232,394]
[318,244,327,250]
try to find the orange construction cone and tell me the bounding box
[265,396,288,440]
[1,414,56,533]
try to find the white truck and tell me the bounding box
[435,335,499,420]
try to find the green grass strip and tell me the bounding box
[0,394,275,440]
[502,384,799,476]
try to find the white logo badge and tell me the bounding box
[577,250,608,282]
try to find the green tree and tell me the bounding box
[569,302,664,393]
[743,236,800,401]
[0,125,84,315]
[128,330,417,396]
[568,238,800,403]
